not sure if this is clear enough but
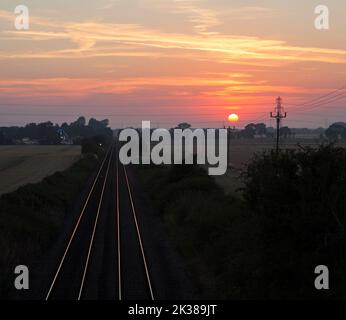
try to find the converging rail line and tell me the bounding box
[45,139,154,300]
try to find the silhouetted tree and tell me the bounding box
[280,126,291,138]
[325,123,346,140]
[176,122,191,130]
[0,131,4,145]
[255,123,267,136]
[0,116,112,145]
[88,118,109,130]
[241,123,256,138]
[75,116,86,127]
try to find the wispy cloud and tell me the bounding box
[146,1,275,34]
[98,0,120,11]
[169,0,221,33]
[1,12,345,66]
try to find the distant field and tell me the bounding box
[215,142,274,195]
[216,140,346,195]
[0,146,81,195]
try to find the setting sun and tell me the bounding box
[228,114,239,122]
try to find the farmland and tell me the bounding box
[0,146,81,196]
[216,140,346,195]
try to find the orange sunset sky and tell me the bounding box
[0,0,345,128]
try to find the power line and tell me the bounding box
[290,92,346,113]
[287,85,346,111]
[286,85,346,106]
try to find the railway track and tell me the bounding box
[45,140,154,300]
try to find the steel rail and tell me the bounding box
[45,146,112,300]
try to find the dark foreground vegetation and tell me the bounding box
[139,144,346,299]
[0,136,109,298]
